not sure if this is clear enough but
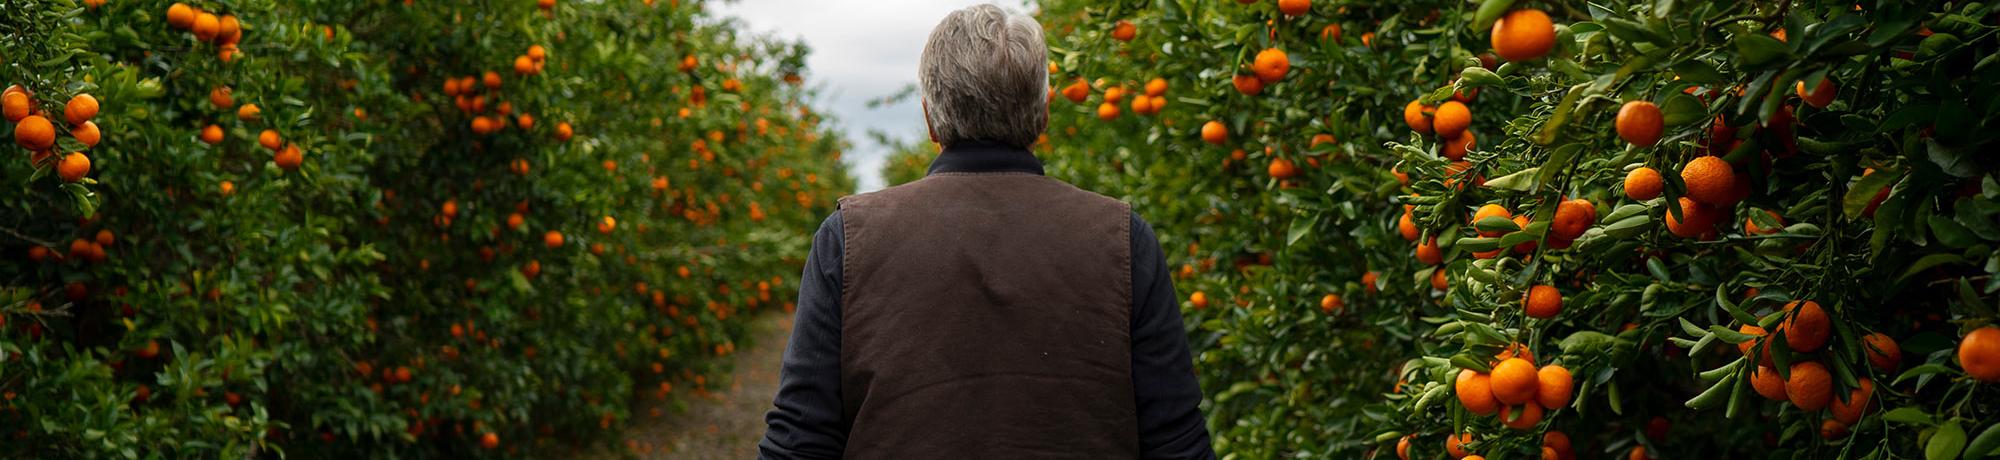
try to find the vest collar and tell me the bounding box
[926,140,1045,176]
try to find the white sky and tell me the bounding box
[713,0,1034,192]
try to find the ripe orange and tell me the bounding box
[555,122,574,141]
[2,89,30,122]
[274,144,303,171]
[1060,79,1089,104]
[1189,291,1209,309]
[1442,131,1476,160]
[1111,20,1136,42]
[1103,86,1127,104]
[1615,101,1664,147]
[1397,435,1413,460]
[1509,215,1536,254]
[1535,364,1572,409]
[64,93,98,125]
[192,12,221,42]
[1623,167,1663,200]
[200,124,224,145]
[69,121,99,148]
[237,103,261,121]
[1267,157,1298,179]
[1961,326,2000,382]
[1362,271,1379,293]
[1796,78,1837,108]
[217,15,242,45]
[483,71,502,90]
[1455,369,1500,415]
[1862,332,1901,371]
[1320,24,1343,43]
[1501,403,1543,430]
[1550,199,1594,241]
[1433,101,1471,139]
[1145,78,1167,97]
[1821,419,1849,439]
[1489,358,1539,405]
[1431,269,1449,290]
[167,3,196,29]
[1223,74,1263,98]
[1680,156,1737,206]
[1830,378,1874,425]
[544,230,565,248]
[1665,197,1716,238]
[1628,446,1648,460]
[15,115,55,150]
[1744,209,1783,235]
[210,86,234,110]
[1524,285,1561,319]
[528,45,548,62]
[597,216,617,234]
[1319,294,1342,314]
[259,130,283,151]
[1398,209,1419,241]
[1445,432,1474,459]
[1738,325,1774,366]
[1471,204,1512,238]
[1543,432,1573,460]
[1490,9,1555,61]
[1415,238,1443,265]
[1403,100,1434,134]
[1750,365,1788,401]
[1278,0,1310,16]
[1785,361,1833,411]
[1201,120,1227,145]
[1096,102,1120,121]
[219,180,235,196]
[1252,48,1289,83]
[1779,300,1830,353]
[480,432,499,449]
[57,152,90,182]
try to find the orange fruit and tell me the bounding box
[1551,199,1595,241]
[1665,197,1716,238]
[1455,369,1500,415]
[200,124,225,145]
[1403,100,1434,134]
[1779,300,1830,353]
[1111,20,1136,42]
[1501,403,1543,430]
[1278,0,1313,15]
[1489,358,1539,405]
[1628,446,1648,460]
[1201,120,1227,145]
[544,230,565,248]
[1230,74,1265,96]
[217,15,242,45]
[1750,365,1788,401]
[1431,269,1449,290]
[1961,326,2000,382]
[56,152,90,182]
[1796,78,1837,108]
[1524,285,1561,319]
[1509,215,1536,254]
[1145,78,1167,97]
[274,144,303,171]
[192,12,221,42]
[210,86,234,110]
[597,216,617,234]
[1096,102,1120,121]
[219,180,235,196]
[15,115,56,150]
[1624,167,1663,200]
[2,89,30,122]
[1821,420,1849,439]
[1615,101,1664,147]
[483,71,503,90]
[1442,131,1476,160]
[1362,271,1379,293]
[1252,48,1290,83]
[1472,204,1512,237]
[1863,332,1901,371]
[1445,432,1474,459]
[1189,291,1209,309]
[167,3,196,29]
[1494,343,1534,365]
[1830,378,1874,425]
[480,432,499,449]
[1060,79,1089,104]
[1415,238,1443,265]
[237,103,261,121]
[1738,324,1774,366]
[73,121,100,147]
[1744,209,1783,235]
[1680,156,1737,206]
[1433,101,1471,139]
[555,122,574,141]
[1267,157,1298,179]
[1535,364,1572,409]
[64,93,98,125]
[259,130,283,151]
[1398,209,1420,241]
[1785,361,1833,411]
[1320,23,1344,43]
[1490,9,1555,61]
[528,45,548,62]
[1397,435,1413,460]
[1543,432,1572,459]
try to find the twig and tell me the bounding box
[0,224,56,248]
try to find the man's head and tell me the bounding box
[919,4,1048,149]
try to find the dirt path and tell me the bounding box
[585,311,793,459]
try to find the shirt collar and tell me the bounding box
[925,140,1045,176]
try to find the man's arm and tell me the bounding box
[1130,213,1216,459]
[759,212,847,459]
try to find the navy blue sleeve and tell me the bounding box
[760,212,847,459]
[1130,213,1216,459]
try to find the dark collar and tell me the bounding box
[926,140,1045,176]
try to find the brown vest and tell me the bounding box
[837,172,1138,459]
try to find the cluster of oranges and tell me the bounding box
[1732,300,1887,438]
[165,3,244,62]
[443,71,531,137]
[1444,345,1574,457]
[6,85,98,183]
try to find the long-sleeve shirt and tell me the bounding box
[759,143,1214,459]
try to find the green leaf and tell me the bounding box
[1965,422,2000,459]
[1882,407,1935,425]
[1735,34,1792,67]
[1898,254,1966,285]
[1670,60,1726,84]
[1286,214,1316,246]
[1484,167,1539,191]
[1931,421,1967,460]
[1844,169,1898,220]
[1659,93,1705,126]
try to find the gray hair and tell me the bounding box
[919,4,1048,148]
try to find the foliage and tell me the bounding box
[1,0,850,457]
[1024,0,2000,458]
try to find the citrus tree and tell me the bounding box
[2,0,849,457]
[1018,0,2000,458]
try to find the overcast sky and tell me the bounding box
[713,0,1034,192]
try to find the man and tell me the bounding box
[758,4,1213,459]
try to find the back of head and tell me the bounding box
[919,4,1048,149]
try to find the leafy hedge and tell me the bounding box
[1,0,849,457]
[996,0,2000,458]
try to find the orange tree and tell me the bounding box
[1025,0,2000,458]
[2,0,849,457]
